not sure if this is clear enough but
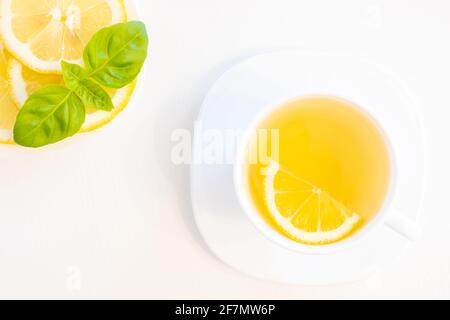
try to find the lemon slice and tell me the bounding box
[0,0,127,73]
[7,57,64,106]
[0,45,19,144]
[81,80,136,133]
[264,161,361,245]
[7,57,136,133]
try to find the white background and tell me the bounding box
[0,0,449,299]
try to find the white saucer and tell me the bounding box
[191,51,425,285]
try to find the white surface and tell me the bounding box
[0,0,448,299]
[192,50,425,285]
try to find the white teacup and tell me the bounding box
[234,96,422,255]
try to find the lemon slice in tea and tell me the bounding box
[264,161,362,245]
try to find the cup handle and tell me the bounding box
[385,210,422,241]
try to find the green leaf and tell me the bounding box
[84,21,149,89]
[14,86,85,148]
[62,61,114,111]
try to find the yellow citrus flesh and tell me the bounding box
[81,80,136,133]
[265,161,362,245]
[7,57,136,133]
[0,0,127,73]
[7,58,63,107]
[0,45,19,144]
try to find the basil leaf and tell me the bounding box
[14,86,85,148]
[62,61,114,111]
[84,21,148,89]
